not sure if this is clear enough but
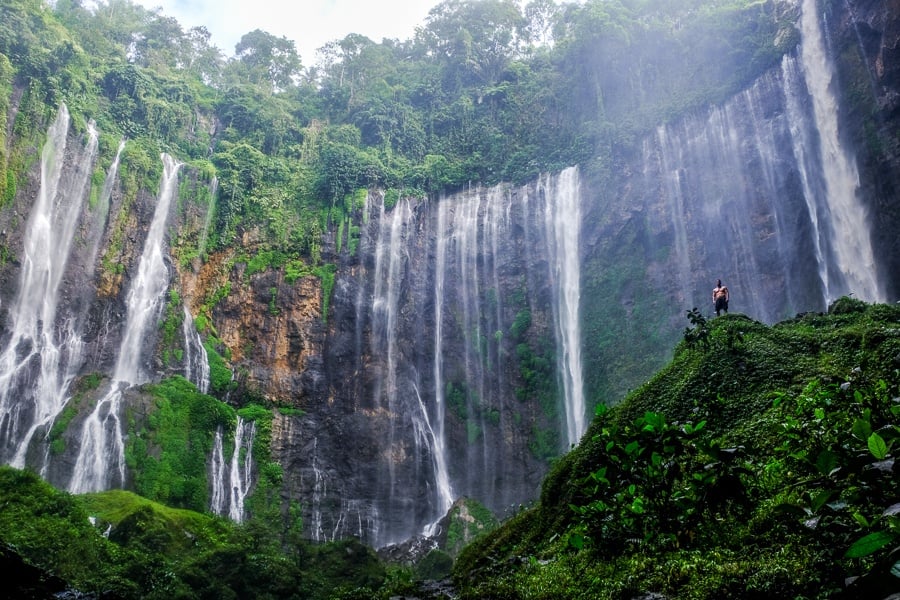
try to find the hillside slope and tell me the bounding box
[454,298,900,599]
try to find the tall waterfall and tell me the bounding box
[311,177,582,547]
[798,0,881,302]
[0,106,97,467]
[638,23,883,320]
[69,154,182,493]
[540,168,585,447]
[208,417,256,522]
[209,427,227,515]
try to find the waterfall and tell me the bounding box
[208,418,255,522]
[634,4,883,323]
[84,138,126,271]
[228,417,256,523]
[541,168,586,448]
[368,196,414,545]
[0,106,97,466]
[114,154,182,383]
[310,436,327,541]
[209,427,226,515]
[416,379,453,536]
[429,199,454,530]
[97,139,126,221]
[69,154,182,493]
[327,178,585,546]
[182,306,210,394]
[798,0,881,302]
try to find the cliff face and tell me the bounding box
[0,0,898,550]
[266,183,575,547]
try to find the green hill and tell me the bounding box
[453,298,900,599]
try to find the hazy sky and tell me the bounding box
[133,0,443,65]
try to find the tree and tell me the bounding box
[233,29,301,93]
[417,0,526,88]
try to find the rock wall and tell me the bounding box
[0,0,897,550]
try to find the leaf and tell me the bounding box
[809,489,834,513]
[891,560,900,579]
[868,432,888,460]
[845,531,895,558]
[851,511,870,529]
[568,532,585,550]
[852,418,873,441]
[814,450,840,477]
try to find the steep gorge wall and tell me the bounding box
[0,0,897,549]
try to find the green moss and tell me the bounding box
[276,406,306,417]
[127,376,234,512]
[455,301,900,599]
[159,288,183,368]
[444,498,499,558]
[48,373,103,455]
[204,337,235,395]
[0,467,112,592]
[314,263,337,323]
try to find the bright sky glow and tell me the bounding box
[133,0,443,64]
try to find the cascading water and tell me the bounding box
[69,154,182,493]
[182,306,210,394]
[209,427,227,515]
[228,417,256,523]
[97,140,126,222]
[311,179,582,547]
[367,196,415,545]
[639,24,883,321]
[798,0,882,302]
[539,168,586,448]
[208,417,256,522]
[427,199,454,532]
[0,105,98,467]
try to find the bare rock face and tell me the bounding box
[209,266,326,404]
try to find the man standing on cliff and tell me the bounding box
[712,279,729,316]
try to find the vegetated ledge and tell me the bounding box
[453,297,900,600]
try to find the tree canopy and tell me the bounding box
[0,0,793,258]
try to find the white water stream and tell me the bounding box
[0,106,97,467]
[797,0,881,302]
[541,168,586,448]
[69,154,182,493]
[182,306,210,394]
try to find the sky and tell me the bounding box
[133,0,444,65]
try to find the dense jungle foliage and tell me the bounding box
[454,299,900,599]
[0,0,793,264]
